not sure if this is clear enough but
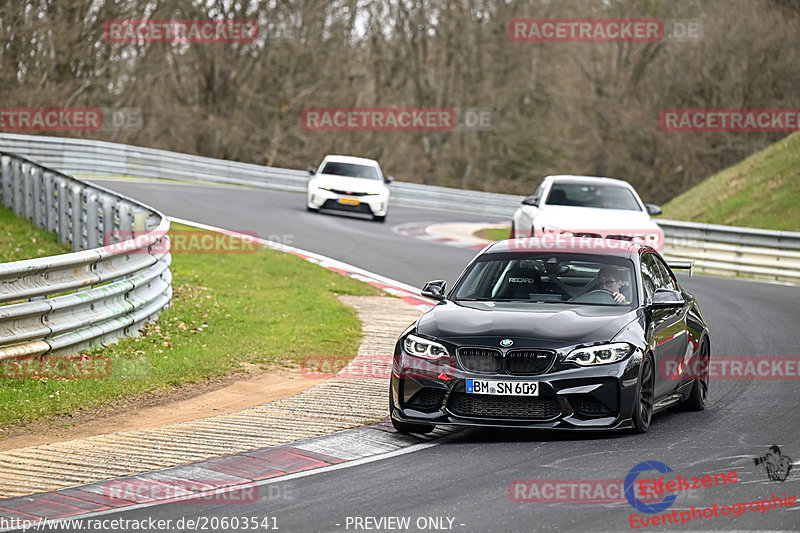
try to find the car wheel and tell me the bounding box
[682,339,709,411]
[389,390,434,434]
[373,214,386,223]
[632,354,654,434]
[510,221,516,238]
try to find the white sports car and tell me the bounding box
[306,155,392,222]
[511,175,664,251]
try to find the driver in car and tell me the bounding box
[596,266,627,304]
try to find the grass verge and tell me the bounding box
[0,221,381,428]
[0,207,71,261]
[662,132,800,231]
[475,227,511,241]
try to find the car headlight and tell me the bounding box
[403,334,449,358]
[317,186,333,191]
[565,342,633,366]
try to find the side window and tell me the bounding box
[524,182,546,206]
[640,254,658,304]
[532,182,546,204]
[653,257,678,290]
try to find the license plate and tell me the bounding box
[337,198,360,206]
[466,379,538,396]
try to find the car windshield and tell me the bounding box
[545,183,641,211]
[321,162,380,180]
[453,252,637,307]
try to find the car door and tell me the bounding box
[642,253,691,399]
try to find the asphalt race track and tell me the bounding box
[79,180,800,533]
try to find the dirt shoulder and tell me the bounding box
[0,366,324,451]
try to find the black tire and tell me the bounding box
[373,214,386,222]
[682,340,709,411]
[632,354,655,434]
[510,221,516,239]
[389,391,434,434]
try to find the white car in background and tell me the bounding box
[306,155,393,222]
[511,175,665,250]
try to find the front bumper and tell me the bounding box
[390,350,642,431]
[307,188,388,216]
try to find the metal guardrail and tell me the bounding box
[2,133,799,284]
[660,221,800,284]
[0,151,172,359]
[0,133,523,217]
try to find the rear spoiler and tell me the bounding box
[667,260,693,278]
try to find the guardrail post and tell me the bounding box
[22,162,34,219]
[100,193,116,246]
[118,201,133,233]
[44,171,57,233]
[133,210,147,232]
[56,178,70,244]
[1,156,11,208]
[71,183,84,251]
[32,167,44,228]
[12,160,24,216]
[86,190,100,249]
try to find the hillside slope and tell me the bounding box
[662,132,800,231]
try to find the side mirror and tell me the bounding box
[522,196,538,206]
[645,203,662,216]
[650,288,684,308]
[307,166,316,176]
[421,280,446,301]
[384,176,394,185]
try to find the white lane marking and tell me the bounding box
[0,439,442,530]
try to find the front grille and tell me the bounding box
[408,388,445,410]
[448,393,560,419]
[321,199,372,213]
[572,232,602,239]
[573,395,613,416]
[458,347,502,373]
[506,350,555,375]
[330,188,370,197]
[605,234,634,242]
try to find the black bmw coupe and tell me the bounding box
[390,237,710,434]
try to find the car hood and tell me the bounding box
[312,174,387,194]
[416,300,637,349]
[538,206,659,232]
